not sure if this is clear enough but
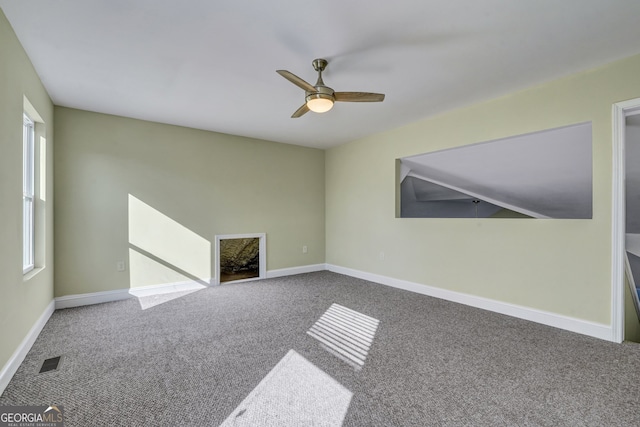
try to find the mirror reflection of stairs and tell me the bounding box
[625,234,640,318]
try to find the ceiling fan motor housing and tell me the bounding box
[306,85,335,113]
[306,85,335,103]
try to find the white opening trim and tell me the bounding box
[612,97,640,343]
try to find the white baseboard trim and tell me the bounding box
[267,264,327,279]
[53,264,611,341]
[127,280,209,298]
[0,300,55,395]
[55,288,133,309]
[326,264,614,342]
[55,264,327,309]
[55,280,211,309]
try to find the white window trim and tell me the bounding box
[23,113,35,274]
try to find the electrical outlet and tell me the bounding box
[116,261,126,272]
[379,252,385,261]
[302,245,308,254]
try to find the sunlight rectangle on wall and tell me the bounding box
[128,194,211,284]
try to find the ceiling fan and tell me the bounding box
[277,58,385,118]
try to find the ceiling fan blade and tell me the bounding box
[334,92,385,102]
[277,70,317,93]
[291,103,310,118]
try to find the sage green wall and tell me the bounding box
[54,107,325,296]
[0,10,54,373]
[326,54,640,326]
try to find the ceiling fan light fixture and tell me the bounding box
[278,59,384,118]
[306,93,334,113]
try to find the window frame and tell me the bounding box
[23,113,35,274]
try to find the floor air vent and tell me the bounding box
[39,356,62,373]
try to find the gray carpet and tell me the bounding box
[2,271,640,426]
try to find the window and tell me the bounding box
[23,113,35,273]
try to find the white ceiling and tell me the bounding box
[2,1,640,149]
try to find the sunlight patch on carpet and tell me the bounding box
[132,288,203,310]
[307,303,380,370]
[220,350,352,426]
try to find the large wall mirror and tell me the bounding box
[397,122,593,219]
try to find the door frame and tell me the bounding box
[612,98,640,342]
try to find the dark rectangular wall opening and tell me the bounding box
[219,237,260,283]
